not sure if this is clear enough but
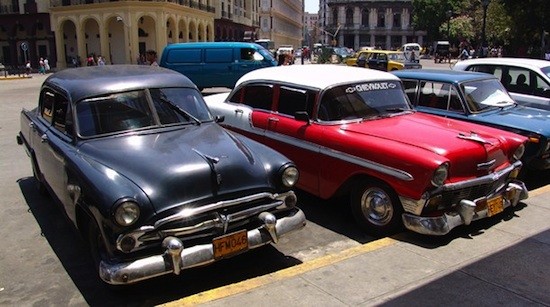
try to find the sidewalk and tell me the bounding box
[165,185,550,306]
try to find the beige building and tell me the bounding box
[50,0,215,68]
[258,0,303,49]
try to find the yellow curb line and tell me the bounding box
[162,237,398,306]
[529,184,550,198]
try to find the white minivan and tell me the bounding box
[401,43,421,63]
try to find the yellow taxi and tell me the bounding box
[346,50,422,71]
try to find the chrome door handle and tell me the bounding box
[41,134,48,143]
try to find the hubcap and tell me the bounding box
[360,187,393,226]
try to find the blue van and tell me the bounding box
[159,42,278,89]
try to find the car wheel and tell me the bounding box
[351,180,403,237]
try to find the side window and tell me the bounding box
[52,94,71,135]
[40,91,55,124]
[241,48,262,61]
[448,87,464,113]
[508,67,532,94]
[418,81,450,110]
[230,84,273,110]
[400,80,418,104]
[276,86,314,117]
[534,74,550,96]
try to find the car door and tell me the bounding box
[260,85,320,193]
[33,89,74,212]
[368,53,388,71]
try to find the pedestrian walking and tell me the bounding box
[146,50,159,66]
[44,58,50,72]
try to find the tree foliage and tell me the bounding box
[413,0,550,57]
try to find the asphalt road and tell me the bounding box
[0,64,548,306]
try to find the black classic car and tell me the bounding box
[16,65,305,285]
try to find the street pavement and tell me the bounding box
[162,185,550,306]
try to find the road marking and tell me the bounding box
[529,184,550,197]
[162,237,398,306]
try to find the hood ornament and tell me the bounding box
[457,131,492,145]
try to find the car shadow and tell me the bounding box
[17,176,302,306]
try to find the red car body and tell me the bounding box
[205,65,529,236]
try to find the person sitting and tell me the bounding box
[515,74,530,94]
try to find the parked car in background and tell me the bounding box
[159,42,277,90]
[347,50,422,71]
[393,69,550,173]
[453,57,550,111]
[204,65,528,236]
[16,65,305,285]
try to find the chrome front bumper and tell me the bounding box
[402,181,528,235]
[99,208,306,285]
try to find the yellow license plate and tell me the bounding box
[487,195,504,217]
[213,230,248,259]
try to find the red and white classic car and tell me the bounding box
[204,65,529,236]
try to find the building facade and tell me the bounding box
[304,12,319,48]
[214,0,259,42]
[0,0,55,68]
[258,0,303,49]
[321,0,426,50]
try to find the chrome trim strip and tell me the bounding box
[261,129,414,181]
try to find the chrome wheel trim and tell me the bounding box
[360,187,394,226]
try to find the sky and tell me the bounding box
[304,0,319,13]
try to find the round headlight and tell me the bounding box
[513,143,525,161]
[114,201,140,227]
[431,163,449,187]
[281,166,299,187]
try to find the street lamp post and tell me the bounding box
[446,10,452,41]
[481,0,490,57]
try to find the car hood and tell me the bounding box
[474,105,550,136]
[78,124,272,212]
[341,112,512,176]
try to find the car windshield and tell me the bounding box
[460,79,515,112]
[388,53,406,61]
[319,80,412,121]
[76,87,212,137]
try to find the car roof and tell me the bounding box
[454,57,550,70]
[163,41,260,50]
[392,69,495,83]
[44,65,196,102]
[235,64,400,89]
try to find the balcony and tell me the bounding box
[49,0,215,13]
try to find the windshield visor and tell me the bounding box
[319,81,411,121]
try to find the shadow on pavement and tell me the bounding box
[17,176,302,306]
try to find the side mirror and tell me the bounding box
[215,115,225,123]
[294,111,310,124]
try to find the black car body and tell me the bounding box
[17,65,305,285]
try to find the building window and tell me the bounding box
[377,11,385,28]
[393,13,401,28]
[332,9,338,26]
[361,9,369,27]
[345,8,353,26]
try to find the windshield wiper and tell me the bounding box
[385,107,413,113]
[160,97,201,125]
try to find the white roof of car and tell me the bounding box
[454,57,550,70]
[235,64,399,90]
